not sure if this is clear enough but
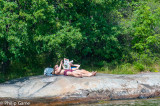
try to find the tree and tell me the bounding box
[0,0,56,73]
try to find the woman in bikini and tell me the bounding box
[53,60,96,78]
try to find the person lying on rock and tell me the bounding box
[62,61,97,76]
[53,60,96,78]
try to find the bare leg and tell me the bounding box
[92,71,97,76]
[80,69,91,74]
[82,70,97,76]
[75,70,94,77]
[68,71,82,78]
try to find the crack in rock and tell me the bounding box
[28,78,57,98]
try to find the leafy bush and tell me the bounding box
[0,0,160,81]
[134,62,145,72]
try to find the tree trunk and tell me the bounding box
[1,60,10,74]
[1,38,10,74]
[1,24,10,74]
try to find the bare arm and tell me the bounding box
[71,64,80,70]
[61,61,65,69]
[55,60,63,74]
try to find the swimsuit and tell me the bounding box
[64,69,73,76]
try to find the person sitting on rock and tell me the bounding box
[53,60,96,78]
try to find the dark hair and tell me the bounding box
[53,65,57,74]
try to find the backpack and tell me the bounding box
[44,68,54,76]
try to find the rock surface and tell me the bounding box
[0,73,160,100]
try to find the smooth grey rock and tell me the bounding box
[0,73,160,100]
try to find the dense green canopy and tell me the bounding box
[0,0,160,80]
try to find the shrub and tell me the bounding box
[134,62,145,72]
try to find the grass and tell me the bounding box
[84,62,160,75]
[0,60,160,83]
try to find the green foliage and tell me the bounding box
[134,62,145,72]
[0,0,56,72]
[0,73,5,83]
[120,0,160,53]
[132,4,154,51]
[43,23,83,59]
[0,0,160,82]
